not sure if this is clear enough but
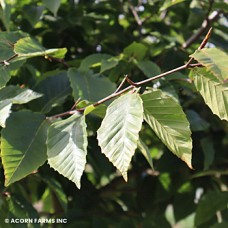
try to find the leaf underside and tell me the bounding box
[141,89,192,168]
[97,93,144,181]
[190,48,228,82]
[0,85,43,127]
[193,68,228,121]
[47,113,88,189]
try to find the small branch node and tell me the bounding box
[71,97,82,110]
[126,76,137,87]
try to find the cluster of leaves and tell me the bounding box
[0,0,228,227]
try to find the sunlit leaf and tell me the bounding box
[142,89,192,168]
[190,48,228,82]
[192,68,228,121]
[0,100,11,128]
[1,111,49,186]
[0,85,42,104]
[100,57,119,73]
[0,85,43,127]
[0,31,28,61]
[160,0,187,11]
[43,0,61,16]
[47,113,88,189]
[97,93,144,181]
[123,42,148,61]
[84,104,107,118]
[79,54,111,72]
[14,37,67,60]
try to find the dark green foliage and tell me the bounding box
[0,0,227,227]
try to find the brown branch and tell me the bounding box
[129,3,142,26]
[45,55,69,68]
[0,54,18,66]
[185,27,212,67]
[115,75,128,93]
[47,63,202,119]
[70,97,81,110]
[182,10,221,49]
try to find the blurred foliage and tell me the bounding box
[0,0,227,227]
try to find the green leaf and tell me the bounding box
[30,71,71,113]
[0,66,10,89]
[100,57,119,73]
[211,222,228,228]
[137,138,154,169]
[136,60,161,78]
[0,85,42,104]
[201,137,215,170]
[190,48,228,82]
[24,5,44,26]
[7,194,39,226]
[43,0,61,16]
[0,31,28,61]
[191,170,228,178]
[192,68,228,121]
[41,176,67,212]
[79,54,112,72]
[97,93,144,181]
[141,89,192,168]
[195,191,228,226]
[47,113,88,189]
[213,3,228,13]
[0,0,11,31]
[68,68,116,102]
[14,37,67,60]
[0,85,43,127]
[123,42,148,61]
[160,0,187,11]
[0,100,12,128]
[186,110,210,131]
[84,104,107,118]
[1,111,49,186]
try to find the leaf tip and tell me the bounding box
[181,153,193,170]
[75,182,81,189]
[122,172,128,182]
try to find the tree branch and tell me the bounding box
[48,25,213,120]
[185,27,212,67]
[47,63,203,119]
[182,10,221,49]
[128,2,142,26]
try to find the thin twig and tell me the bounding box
[115,75,128,93]
[0,54,18,66]
[125,76,138,87]
[47,63,202,119]
[182,10,221,49]
[45,55,69,68]
[70,97,81,110]
[185,27,212,67]
[47,110,79,120]
[129,3,142,26]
